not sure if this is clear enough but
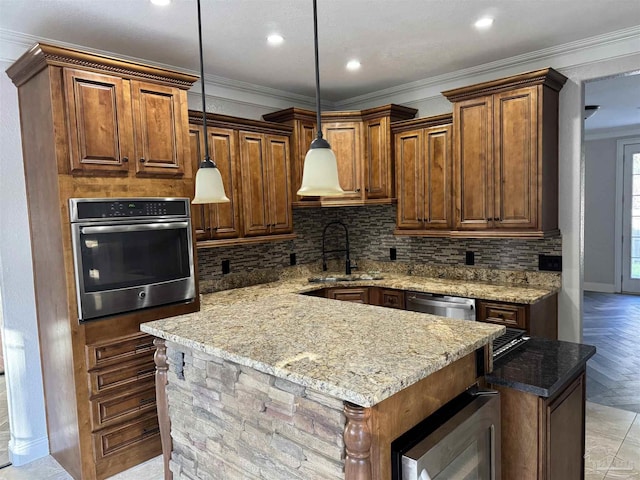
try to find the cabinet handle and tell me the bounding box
[355,188,361,193]
[139,397,155,406]
[365,187,369,192]
[139,158,146,163]
[142,427,160,437]
[494,217,500,221]
[122,157,129,163]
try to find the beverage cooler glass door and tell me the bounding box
[392,392,501,480]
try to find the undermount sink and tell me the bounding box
[308,273,384,283]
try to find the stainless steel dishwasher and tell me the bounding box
[406,292,476,320]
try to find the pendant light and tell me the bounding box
[296,0,345,197]
[192,0,230,204]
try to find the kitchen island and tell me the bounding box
[142,285,505,480]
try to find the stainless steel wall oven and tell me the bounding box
[69,198,196,321]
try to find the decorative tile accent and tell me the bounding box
[198,205,562,292]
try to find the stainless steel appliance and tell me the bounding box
[392,389,501,480]
[69,198,196,321]
[406,292,476,320]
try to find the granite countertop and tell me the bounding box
[142,293,504,408]
[486,337,596,397]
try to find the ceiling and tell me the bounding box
[1,0,639,128]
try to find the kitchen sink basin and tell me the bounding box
[308,273,384,283]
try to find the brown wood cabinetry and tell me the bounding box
[239,131,292,236]
[370,287,405,309]
[392,115,453,234]
[63,69,189,178]
[263,105,417,206]
[493,371,586,480]
[443,68,567,238]
[188,111,294,247]
[477,293,558,339]
[6,43,199,480]
[189,125,241,241]
[326,287,370,304]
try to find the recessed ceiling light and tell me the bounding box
[346,60,361,71]
[474,16,494,29]
[150,0,171,5]
[267,34,284,46]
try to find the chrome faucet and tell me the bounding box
[322,221,351,275]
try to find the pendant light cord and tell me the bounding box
[313,0,323,140]
[197,0,215,167]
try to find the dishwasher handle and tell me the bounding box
[406,295,475,310]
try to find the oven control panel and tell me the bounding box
[70,198,190,221]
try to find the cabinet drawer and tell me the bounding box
[93,412,160,460]
[327,287,369,304]
[379,289,405,309]
[86,332,155,371]
[89,357,155,397]
[90,381,156,431]
[478,301,526,329]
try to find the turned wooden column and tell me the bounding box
[154,338,172,480]
[343,402,372,480]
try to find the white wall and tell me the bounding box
[0,60,50,465]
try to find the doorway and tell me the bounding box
[621,141,640,293]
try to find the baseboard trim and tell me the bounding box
[8,435,49,467]
[584,282,617,293]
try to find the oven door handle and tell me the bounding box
[406,296,475,310]
[80,221,189,234]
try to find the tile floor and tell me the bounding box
[0,402,637,480]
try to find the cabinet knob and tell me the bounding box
[122,157,129,163]
[494,217,500,221]
[355,188,361,193]
[139,158,146,163]
[365,187,369,192]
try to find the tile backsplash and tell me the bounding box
[197,204,561,283]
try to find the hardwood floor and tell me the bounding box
[584,291,640,413]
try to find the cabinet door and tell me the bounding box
[131,81,186,177]
[266,135,292,234]
[207,127,241,239]
[63,69,132,174]
[239,132,270,236]
[324,122,363,199]
[188,126,210,241]
[454,96,493,230]
[293,119,317,201]
[493,87,538,229]
[365,117,392,199]
[424,125,452,229]
[327,288,369,304]
[395,129,424,230]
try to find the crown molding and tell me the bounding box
[584,124,640,141]
[336,25,640,109]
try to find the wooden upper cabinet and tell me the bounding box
[239,131,292,237]
[393,115,453,234]
[364,116,391,199]
[64,69,133,174]
[189,125,241,241]
[324,121,363,199]
[263,105,417,206]
[131,81,187,177]
[454,96,493,230]
[443,68,567,237]
[493,87,538,229]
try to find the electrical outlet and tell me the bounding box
[539,254,562,272]
[465,251,475,266]
[390,247,397,261]
[222,259,230,274]
[290,253,297,266]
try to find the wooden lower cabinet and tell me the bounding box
[86,332,161,479]
[370,287,405,309]
[477,293,557,339]
[492,371,586,480]
[326,287,370,304]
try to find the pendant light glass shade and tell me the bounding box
[192,161,230,204]
[297,139,344,196]
[297,0,345,197]
[191,0,229,204]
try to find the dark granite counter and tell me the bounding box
[486,337,596,398]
